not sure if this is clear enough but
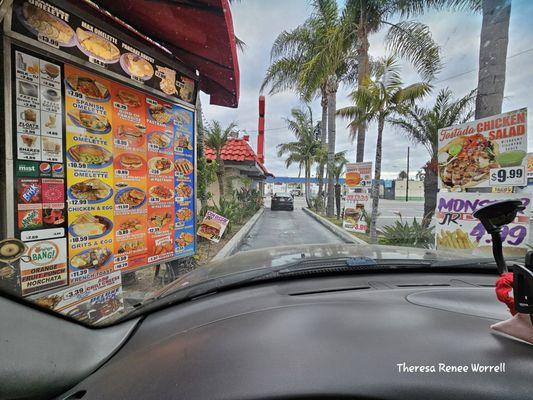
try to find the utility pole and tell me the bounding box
[406,146,410,202]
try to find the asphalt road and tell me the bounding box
[237,202,343,252]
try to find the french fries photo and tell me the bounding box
[437,229,477,250]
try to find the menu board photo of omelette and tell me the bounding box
[64,63,195,281]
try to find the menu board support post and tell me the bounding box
[2,36,16,239]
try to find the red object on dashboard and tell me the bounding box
[495,272,516,315]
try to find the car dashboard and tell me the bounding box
[59,271,533,400]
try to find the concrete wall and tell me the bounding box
[394,179,424,200]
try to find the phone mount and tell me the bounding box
[514,252,533,314]
[473,200,525,274]
[474,200,533,343]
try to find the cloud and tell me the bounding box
[201,1,533,177]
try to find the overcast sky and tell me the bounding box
[201,0,533,179]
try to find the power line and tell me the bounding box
[434,46,533,84]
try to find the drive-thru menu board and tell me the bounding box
[9,49,195,304]
[64,64,196,283]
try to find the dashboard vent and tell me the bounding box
[289,285,371,296]
[396,283,450,288]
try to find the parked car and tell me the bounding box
[271,192,294,211]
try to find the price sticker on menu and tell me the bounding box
[38,34,59,48]
[114,102,128,111]
[489,166,526,186]
[89,57,106,67]
[115,169,129,177]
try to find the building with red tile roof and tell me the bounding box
[204,136,272,203]
[205,136,272,178]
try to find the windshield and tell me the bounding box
[0,0,531,327]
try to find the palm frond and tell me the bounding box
[384,20,442,80]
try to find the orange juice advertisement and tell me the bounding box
[110,82,148,270]
[146,96,175,262]
[64,64,115,284]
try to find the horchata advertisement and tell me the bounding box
[345,162,372,188]
[197,211,229,243]
[438,108,528,189]
[343,192,370,234]
[435,192,530,257]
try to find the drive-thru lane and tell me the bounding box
[237,200,343,252]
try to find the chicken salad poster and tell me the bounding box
[435,192,530,256]
[438,108,528,189]
[64,63,196,284]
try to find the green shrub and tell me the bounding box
[380,217,434,249]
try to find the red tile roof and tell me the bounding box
[205,138,271,176]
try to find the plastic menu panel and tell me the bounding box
[146,96,176,263]
[64,64,195,281]
[173,105,195,256]
[65,64,115,284]
[110,83,148,271]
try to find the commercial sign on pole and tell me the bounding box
[438,108,528,189]
[345,162,372,188]
[435,192,530,256]
[342,192,370,234]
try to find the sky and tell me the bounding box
[201,0,533,179]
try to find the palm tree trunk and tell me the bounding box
[318,88,328,197]
[370,117,384,243]
[326,76,338,217]
[355,22,370,163]
[335,183,341,219]
[475,0,511,119]
[422,163,438,228]
[217,157,225,199]
[305,161,312,208]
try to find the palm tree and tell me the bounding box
[277,106,321,208]
[298,0,359,218]
[204,120,239,199]
[475,0,511,118]
[330,151,348,219]
[343,0,444,163]
[389,88,475,226]
[338,57,431,242]
[262,0,358,218]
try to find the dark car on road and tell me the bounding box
[271,192,294,211]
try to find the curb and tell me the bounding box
[212,207,265,261]
[302,207,367,245]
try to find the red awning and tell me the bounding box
[89,0,240,108]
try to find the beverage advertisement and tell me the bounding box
[342,192,370,234]
[65,64,115,284]
[438,108,528,189]
[197,211,229,243]
[12,48,68,296]
[435,192,530,256]
[345,162,372,188]
[19,238,68,296]
[33,271,123,325]
[146,96,176,263]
